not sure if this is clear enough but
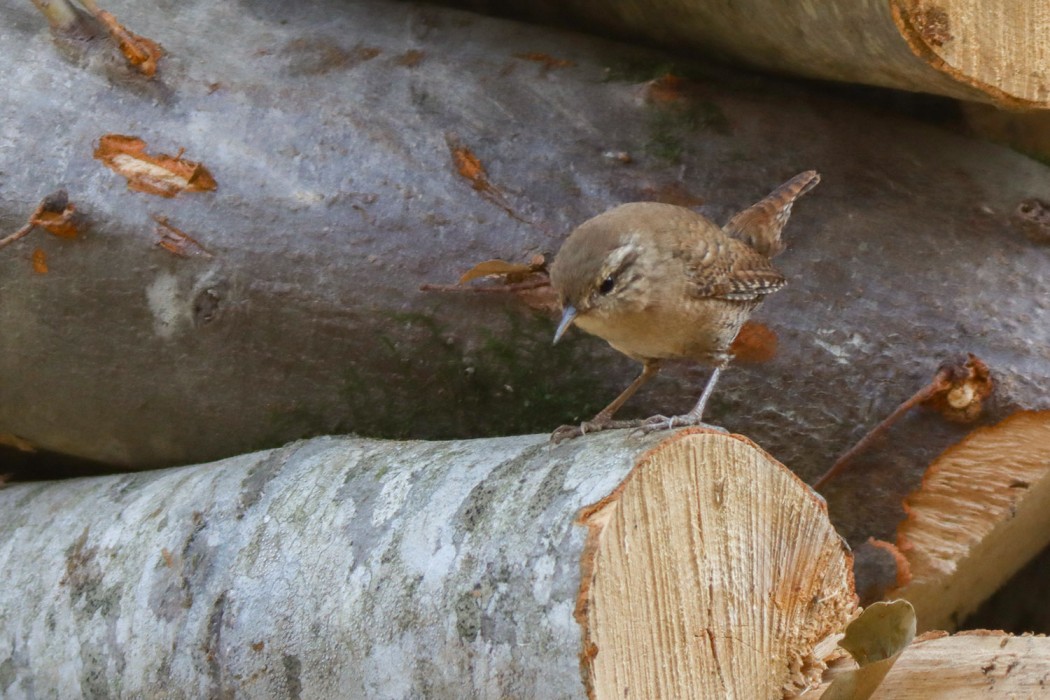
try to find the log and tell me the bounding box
[0,430,856,698]
[3,0,1050,474]
[816,630,1050,698]
[453,0,1050,109]
[879,411,1050,632]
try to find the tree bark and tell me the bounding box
[0,430,855,699]
[2,0,1049,477]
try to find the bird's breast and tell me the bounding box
[575,298,757,364]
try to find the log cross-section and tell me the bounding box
[815,630,1050,698]
[576,431,857,699]
[887,411,1050,632]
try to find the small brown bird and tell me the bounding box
[549,171,820,441]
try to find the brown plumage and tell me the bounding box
[549,170,820,441]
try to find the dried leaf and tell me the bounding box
[0,190,81,250]
[423,255,554,311]
[94,9,164,78]
[450,144,488,191]
[29,190,80,238]
[445,134,528,223]
[729,320,778,364]
[458,259,537,284]
[31,210,79,238]
[822,600,916,700]
[152,215,213,258]
[95,134,217,198]
[32,249,48,274]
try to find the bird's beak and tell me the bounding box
[553,305,578,344]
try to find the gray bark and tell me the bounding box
[2,0,1049,489]
[0,431,669,699]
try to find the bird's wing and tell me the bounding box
[722,170,820,258]
[677,226,786,301]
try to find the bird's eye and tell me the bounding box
[598,276,615,295]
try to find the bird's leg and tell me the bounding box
[638,365,729,435]
[684,365,723,423]
[551,361,660,443]
[591,361,660,423]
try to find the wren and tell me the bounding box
[548,171,820,442]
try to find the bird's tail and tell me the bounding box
[722,170,820,258]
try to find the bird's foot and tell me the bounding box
[632,413,729,436]
[550,416,642,444]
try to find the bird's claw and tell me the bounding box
[550,417,641,444]
[550,423,586,444]
[630,414,729,436]
[551,409,730,443]
[628,414,675,437]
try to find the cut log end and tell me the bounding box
[889,411,1050,632]
[575,430,858,699]
[816,630,1050,698]
[890,0,1050,108]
